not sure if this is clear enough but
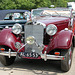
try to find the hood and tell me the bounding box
[35,16,70,25]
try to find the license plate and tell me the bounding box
[19,52,39,58]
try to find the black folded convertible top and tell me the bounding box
[0,9,29,20]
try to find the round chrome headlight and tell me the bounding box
[26,36,35,45]
[46,24,57,36]
[12,23,22,34]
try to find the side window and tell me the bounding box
[4,12,30,20]
[4,14,11,20]
[4,13,14,20]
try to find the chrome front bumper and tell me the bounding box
[0,50,65,61]
[41,54,65,61]
[0,49,17,58]
[41,51,65,61]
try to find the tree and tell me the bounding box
[35,0,51,8]
[0,0,16,9]
[12,0,35,10]
[0,0,74,10]
[55,0,67,7]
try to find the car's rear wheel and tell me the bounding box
[0,46,16,66]
[61,44,73,72]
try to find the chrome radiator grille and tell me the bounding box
[24,25,44,53]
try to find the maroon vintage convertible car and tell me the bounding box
[0,8,75,72]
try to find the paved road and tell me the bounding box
[0,49,75,75]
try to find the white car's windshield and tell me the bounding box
[31,8,71,18]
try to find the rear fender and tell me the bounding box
[0,29,21,51]
[47,30,73,53]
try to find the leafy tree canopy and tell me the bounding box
[0,0,74,10]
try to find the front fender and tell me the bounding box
[47,30,73,53]
[0,28,21,51]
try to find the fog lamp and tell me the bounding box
[15,42,21,49]
[26,36,35,45]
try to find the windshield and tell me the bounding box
[31,8,71,18]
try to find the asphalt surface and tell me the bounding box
[0,48,75,75]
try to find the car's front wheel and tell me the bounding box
[0,56,15,66]
[61,44,73,72]
[0,46,16,66]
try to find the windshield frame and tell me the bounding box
[31,8,72,18]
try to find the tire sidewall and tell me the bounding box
[61,45,73,72]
